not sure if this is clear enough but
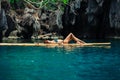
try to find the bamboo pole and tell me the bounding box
[0,42,111,47]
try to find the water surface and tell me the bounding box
[0,39,120,80]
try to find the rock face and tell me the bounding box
[62,0,120,38]
[0,0,120,41]
[109,0,120,36]
[0,0,9,42]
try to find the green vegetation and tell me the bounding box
[9,0,69,10]
[10,0,69,4]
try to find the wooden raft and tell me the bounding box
[0,42,111,47]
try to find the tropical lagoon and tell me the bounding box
[0,39,120,80]
[1,0,120,80]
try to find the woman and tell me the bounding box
[44,33,86,45]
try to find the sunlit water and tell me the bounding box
[0,39,120,80]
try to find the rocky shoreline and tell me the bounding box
[0,0,120,43]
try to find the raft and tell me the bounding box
[0,42,111,47]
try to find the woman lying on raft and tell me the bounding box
[44,33,86,45]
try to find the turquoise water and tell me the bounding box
[0,39,120,80]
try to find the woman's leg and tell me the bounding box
[71,33,86,44]
[63,33,86,44]
[63,33,72,43]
